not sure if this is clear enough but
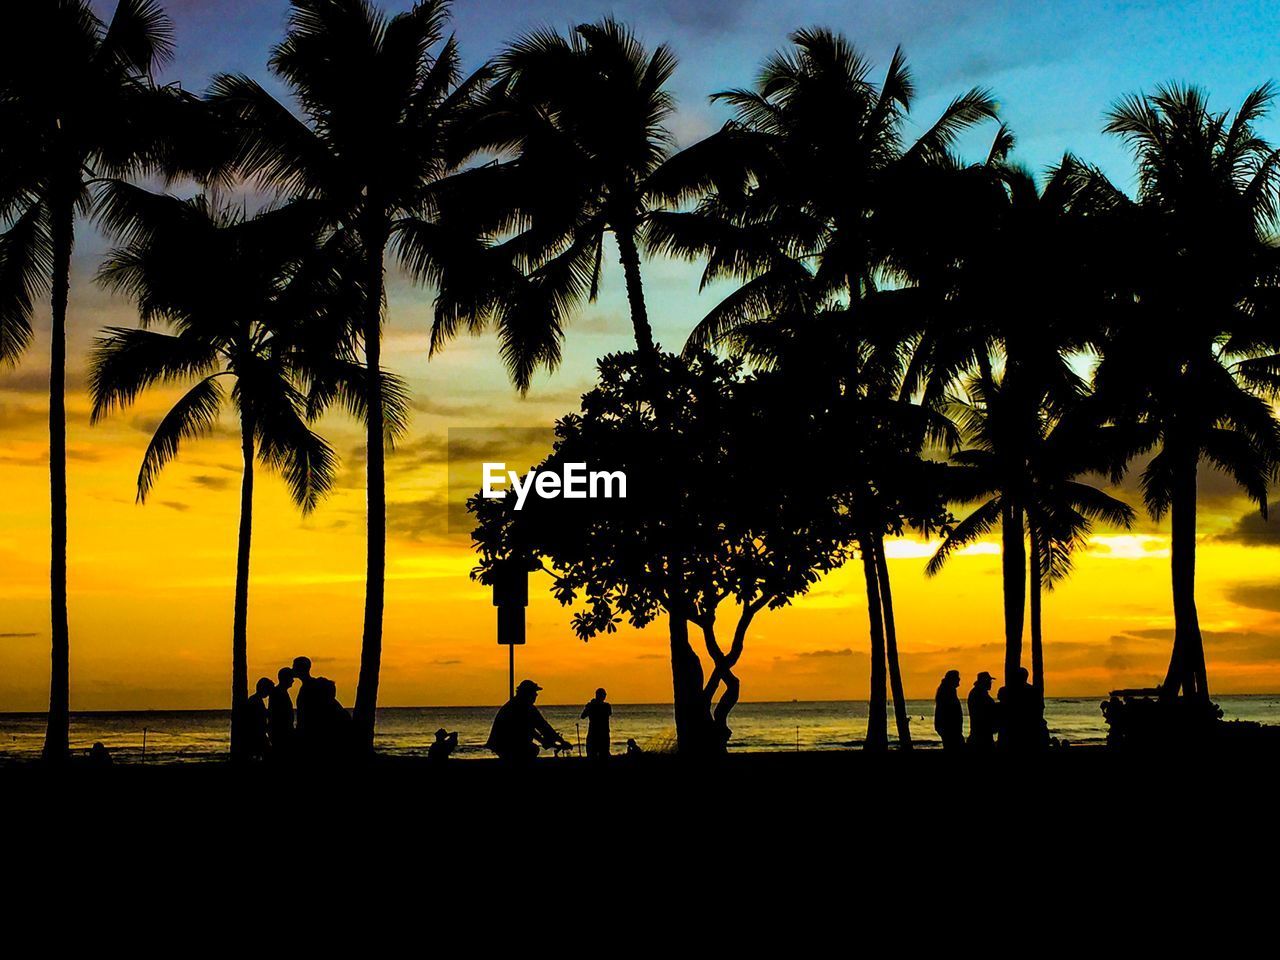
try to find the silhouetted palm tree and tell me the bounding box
[88,185,362,758]
[0,0,185,760]
[431,16,731,379]
[928,376,1135,696]
[662,32,992,748]
[910,148,1111,685]
[658,28,996,351]
[210,0,489,748]
[1091,84,1280,702]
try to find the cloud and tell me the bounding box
[1225,583,1280,614]
[794,648,855,658]
[191,474,232,491]
[1214,511,1280,546]
[0,632,38,638]
[387,494,449,542]
[158,500,191,512]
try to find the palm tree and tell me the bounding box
[88,185,359,758]
[210,0,490,748]
[903,142,1114,686]
[431,16,718,369]
[1091,84,1280,703]
[658,31,994,748]
[928,376,1136,696]
[728,307,954,750]
[0,0,184,760]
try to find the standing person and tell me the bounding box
[933,670,964,752]
[998,667,1039,752]
[239,677,274,762]
[967,672,998,751]
[581,688,612,761]
[291,656,317,745]
[485,679,571,762]
[269,667,295,760]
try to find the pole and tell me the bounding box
[508,643,514,701]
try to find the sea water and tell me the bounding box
[3,696,1279,763]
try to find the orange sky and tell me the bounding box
[2,240,1279,711]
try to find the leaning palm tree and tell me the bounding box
[0,0,185,760]
[210,0,490,748]
[1091,84,1280,703]
[88,185,363,758]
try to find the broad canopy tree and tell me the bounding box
[469,351,855,755]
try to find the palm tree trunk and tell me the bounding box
[861,535,888,751]
[615,224,656,357]
[874,534,911,749]
[229,411,254,762]
[42,194,73,763]
[1164,454,1207,701]
[353,215,389,751]
[1029,523,1044,699]
[1001,498,1026,684]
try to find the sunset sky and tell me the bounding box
[2,0,1280,711]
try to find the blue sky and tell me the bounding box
[143,0,1280,191]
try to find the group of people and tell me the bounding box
[238,656,354,762]
[933,667,1050,752]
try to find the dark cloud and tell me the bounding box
[1215,510,1280,546]
[1224,583,1280,614]
[158,500,191,512]
[0,632,39,638]
[191,474,232,491]
[387,494,449,542]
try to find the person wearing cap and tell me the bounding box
[486,679,571,762]
[427,728,458,762]
[933,670,964,751]
[967,671,998,751]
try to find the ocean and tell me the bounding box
[3,695,1280,763]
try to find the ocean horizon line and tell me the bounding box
[3,692,1279,718]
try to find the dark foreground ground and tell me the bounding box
[3,748,1275,942]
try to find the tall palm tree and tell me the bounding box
[727,307,954,749]
[1092,84,1280,703]
[903,143,1112,684]
[928,377,1136,695]
[659,31,994,748]
[87,185,364,758]
[0,0,183,760]
[210,0,489,748]
[431,16,717,368]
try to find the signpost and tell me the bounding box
[493,560,528,700]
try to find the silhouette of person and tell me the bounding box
[311,677,353,758]
[967,671,998,751]
[269,666,295,759]
[240,677,273,761]
[997,667,1042,753]
[934,670,964,751]
[428,728,458,763]
[485,678,571,762]
[580,687,612,761]
[625,738,642,757]
[292,655,317,743]
[88,741,112,767]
